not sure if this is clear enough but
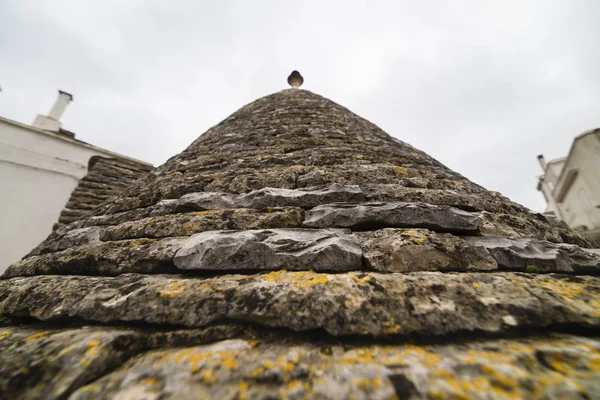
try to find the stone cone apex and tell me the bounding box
[1,89,600,399]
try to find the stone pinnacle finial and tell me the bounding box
[287,70,304,88]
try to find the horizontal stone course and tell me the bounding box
[3,237,184,278]
[465,237,600,274]
[99,207,303,241]
[1,272,598,337]
[0,324,243,400]
[69,333,600,400]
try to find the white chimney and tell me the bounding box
[32,90,74,133]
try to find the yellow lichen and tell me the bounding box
[401,229,428,244]
[537,279,585,298]
[282,363,295,372]
[239,381,248,400]
[0,330,13,340]
[158,281,187,297]
[141,377,158,385]
[394,166,408,176]
[128,238,153,247]
[262,270,329,288]
[26,331,49,341]
[196,210,213,215]
[384,317,402,334]
[80,339,102,367]
[351,274,372,285]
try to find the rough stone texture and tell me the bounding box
[99,207,303,241]
[3,238,183,278]
[355,229,497,272]
[175,192,237,212]
[56,156,153,227]
[0,324,244,400]
[69,333,600,400]
[0,326,147,400]
[174,228,363,271]
[465,237,600,274]
[235,184,365,209]
[1,272,599,337]
[29,226,102,256]
[304,202,483,233]
[2,88,600,398]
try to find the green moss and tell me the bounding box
[525,265,540,273]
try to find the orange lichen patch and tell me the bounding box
[183,223,193,233]
[394,166,408,176]
[128,238,153,247]
[351,376,384,389]
[351,274,372,285]
[221,354,239,370]
[141,377,158,385]
[156,345,246,384]
[262,270,329,288]
[282,363,295,372]
[158,281,187,297]
[384,317,402,334]
[0,330,13,340]
[80,339,102,367]
[400,229,428,244]
[472,283,481,289]
[196,210,214,216]
[238,381,248,400]
[537,279,586,298]
[26,331,49,341]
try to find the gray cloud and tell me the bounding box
[1,0,599,211]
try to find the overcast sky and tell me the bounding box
[1,1,599,212]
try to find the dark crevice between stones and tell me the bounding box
[347,220,479,235]
[2,314,599,349]
[5,261,600,281]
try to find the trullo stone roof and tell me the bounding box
[1,87,600,399]
[55,156,154,228]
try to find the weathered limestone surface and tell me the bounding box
[174,229,363,271]
[30,226,102,256]
[1,272,599,336]
[69,334,600,400]
[56,156,153,227]
[2,88,600,399]
[466,237,600,274]
[3,238,183,278]
[0,326,147,400]
[235,184,365,209]
[355,229,497,272]
[99,207,303,241]
[0,324,244,400]
[175,192,237,212]
[304,202,482,232]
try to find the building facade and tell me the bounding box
[0,91,152,272]
[537,128,600,241]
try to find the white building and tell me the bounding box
[0,91,152,272]
[537,128,600,241]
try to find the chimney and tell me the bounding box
[537,154,547,171]
[32,90,74,133]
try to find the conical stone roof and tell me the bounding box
[2,88,600,399]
